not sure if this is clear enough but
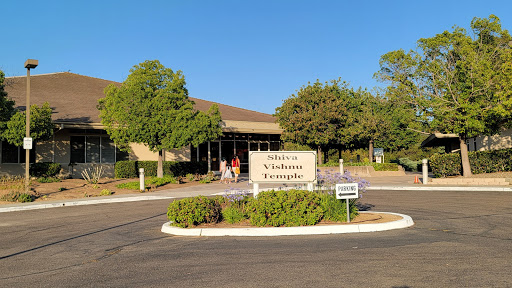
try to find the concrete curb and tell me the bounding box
[0,195,175,213]
[367,186,512,192]
[160,211,414,237]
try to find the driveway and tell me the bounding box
[1,189,512,287]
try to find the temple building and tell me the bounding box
[2,72,282,177]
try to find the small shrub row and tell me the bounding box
[166,189,359,228]
[167,196,222,228]
[115,161,208,178]
[396,157,422,172]
[116,175,178,190]
[320,161,398,171]
[430,148,512,177]
[1,191,35,203]
[30,162,61,177]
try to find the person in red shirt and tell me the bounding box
[231,155,241,183]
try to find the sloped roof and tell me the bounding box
[4,72,276,124]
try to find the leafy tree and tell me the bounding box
[98,60,223,178]
[375,15,512,176]
[0,70,54,147]
[274,79,358,165]
[3,102,54,146]
[0,71,16,133]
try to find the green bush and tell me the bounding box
[429,153,461,177]
[100,189,113,196]
[319,194,358,222]
[325,161,399,171]
[116,175,177,190]
[115,160,208,178]
[430,148,512,177]
[222,206,246,224]
[1,191,35,203]
[397,157,422,172]
[248,189,324,227]
[30,162,61,177]
[115,161,137,178]
[146,175,178,186]
[167,196,222,228]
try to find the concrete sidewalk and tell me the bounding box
[1,173,512,213]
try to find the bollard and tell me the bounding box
[422,159,428,185]
[139,168,145,192]
[339,159,344,175]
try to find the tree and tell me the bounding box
[2,102,54,146]
[375,15,512,176]
[0,70,54,147]
[0,71,16,133]
[98,60,223,178]
[274,79,358,165]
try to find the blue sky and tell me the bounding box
[2,0,511,114]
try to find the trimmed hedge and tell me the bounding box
[115,161,208,178]
[320,161,399,171]
[430,148,512,178]
[115,161,138,178]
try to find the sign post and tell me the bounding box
[373,148,384,163]
[335,183,359,223]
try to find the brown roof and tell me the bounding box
[4,72,276,124]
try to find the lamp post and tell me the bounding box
[24,59,38,193]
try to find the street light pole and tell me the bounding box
[24,59,38,194]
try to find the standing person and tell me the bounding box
[231,155,241,183]
[224,158,233,184]
[219,157,227,184]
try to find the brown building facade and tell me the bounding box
[2,72,282,177]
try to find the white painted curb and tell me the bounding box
[161,211,414,237]
[367,186,512,192]
[0,195,175,213]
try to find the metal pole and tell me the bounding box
[346,200,350,223]
[25,68,30,194]
[422,159,428,185]
[339,159,344,175]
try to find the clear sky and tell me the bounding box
[2,0,511,115]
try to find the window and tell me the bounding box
[1,141,35,163]
[70,136,127,163]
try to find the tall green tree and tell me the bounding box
[98,60,223,178]
[3,102,54,146]
[0,70,54,147]
[375,15,512,176]
[274,79,358,165]
[0,71,16,133]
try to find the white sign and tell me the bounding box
[335,183,359,199]
[373,148,384,157]
[23,137,33,150]
[249,151,317,183]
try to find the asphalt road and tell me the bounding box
[1,189,512,288]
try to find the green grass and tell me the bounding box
[116,175,178,190]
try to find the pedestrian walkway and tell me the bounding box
[1,172,511,213]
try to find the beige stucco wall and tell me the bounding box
[221,120,282,134]
[35,130,70,163]
[469,128,512,151]
[128,143,191,162]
